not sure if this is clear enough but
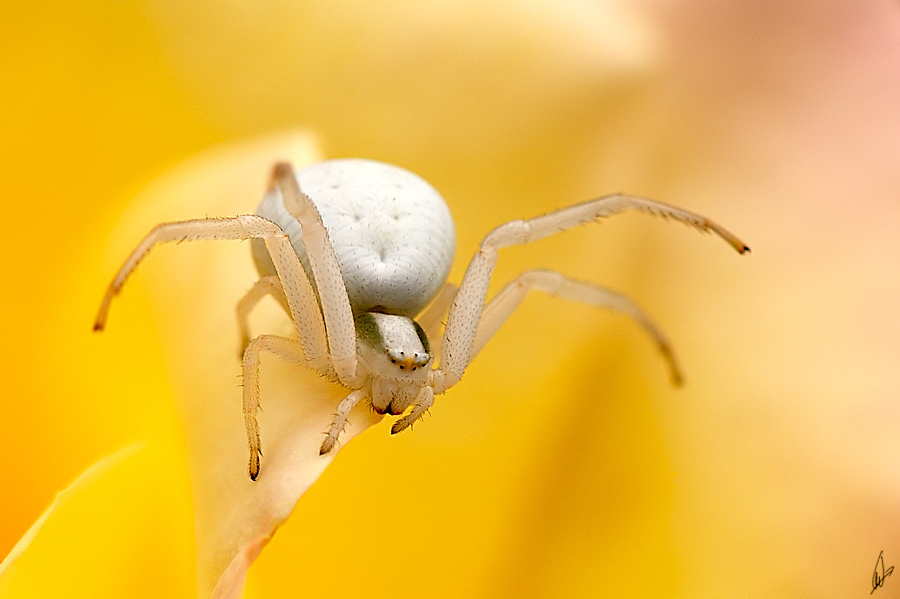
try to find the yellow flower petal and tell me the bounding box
[0,441,195,599]
[0,444,143,583]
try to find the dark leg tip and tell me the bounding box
[320,439,334,455]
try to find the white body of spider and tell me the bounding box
[251,160,456,317]
[95,158,749,480]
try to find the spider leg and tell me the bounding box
[319,389,367,456]
[471,269,683,385]
[390,385,435,435]
[270,163,360,387]
[94,215,329,368]
[437,194,748,390]
[236,276,285,357]
[415,282,457,365]
[242,334,313,480]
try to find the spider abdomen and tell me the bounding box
[253,159,456,317]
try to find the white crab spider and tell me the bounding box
[95,159,749,480]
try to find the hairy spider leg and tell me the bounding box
[435,194,749,393]
[242,334,313,480]
[472,268,683,385]
[94,215,330,367]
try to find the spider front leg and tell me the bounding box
[435,194,749,392]
[414,282,457,366]
[471,269,683,385]
[269,163,361,387]
[94,215,330,368]
[242,334,315,480]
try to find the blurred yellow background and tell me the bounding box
[2,1,900,597]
